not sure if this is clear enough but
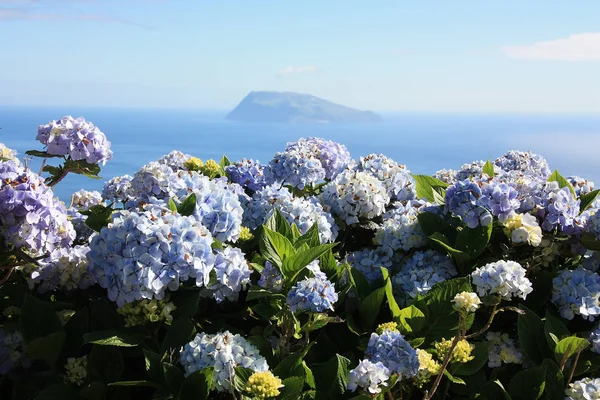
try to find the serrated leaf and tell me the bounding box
[454,342,489,376]
[544,311,570,349]
[168,198,178,212]
[25,150,64,159]
[518,305,552,365]
[554,336,589,364]
[163,362,185,395]
[177,193,197,216]
[233,366,255,393]
[274,343,314,378]
[88,345,124,383]
[455,222,492,258]
[382,267,402,319]
[81,204,113,232]
[580,232,600,251]
[26,331,65,368]
[396,305,425,334]
[83,329,148,347]
[311,354,350,396]
[265,209,293,240]
[482,160,495,177]
[542,359,565,400]
[444,369,466,384]
[413,174,449,202]
[279,376,305,400]
[580,189,600,213]
[262,226,295,266]
[547,170,575,195]
[19,294,63,343]
[284,243,337,282]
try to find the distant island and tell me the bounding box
[226,91,383,124]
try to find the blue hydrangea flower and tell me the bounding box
[494,150,551,179]
[552,266,600,321]
[586,211,600,241]
[486,332,523,368]
[479,179,520,223]
[70,189,103,210]
[320,170,389,225]
[87,205,215,306]
[590,323,600,354]
[225,158,267,191]
[265,150,326,190]
[347,359,390,394]
[455,160,503,181]
[0,329,30,375]
[364,329,419,379]
[433,169,458,184]
[283,137,351,180]
[156,150,192,171]
[36,116,113,165]
[347,246,395,283]
[583,252,600,273]
[444,178,493,228]
[568,176,595,197]
[392,250,457,305]
[26,245,94,293]
[565,377,600,400]
[0,161,75,257]
[258,261,284,292]
[130,161,183,199]
[180,331,269,392]
[202,246,251,303]
[374,200,429,252]
[287,276,338,313]
[305,259,327,280]
[354,153,416,201]
[471,260,532,300]
[102,175,135,203]
[538,182,582,233]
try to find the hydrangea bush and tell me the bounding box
[1,124,600,400]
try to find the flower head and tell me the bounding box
[226,158,267,191]
[287,277,338,313]
[452,292,482,313]
[565,377,600,400]
[117,298,176,327]
[435,338,474,364]
[486,332,523,368]
[552,266,600,321]
[64,356,88,385]
[364,330,419,378]
[246,371,283,399]
[471,260,532,300]
[347,359,390,394]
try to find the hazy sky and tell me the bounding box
[1,1,600,112]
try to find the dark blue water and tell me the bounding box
[1,106,599,201]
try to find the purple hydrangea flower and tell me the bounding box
[102,175,135,203]
[444,179,493,228]
[364,329,419,379]
[0,329,31,375]
[374,200,430,252]
[258,261,284,292]
[26,245,94,293]
[538,182,582,233]
[201,246,251,303]
[156,150,192,171]
[479,179,520,223]
[552,266,600,321]
[225,158,267,191]
[36,116,112,165]
[284,137,351,180]
[287,276,338,313]
[347,246,395,283]
[472,260,532,300]
[354,153,416,201]
[70,189,103,210]
[494,150,551,179]
[568,176,595,197]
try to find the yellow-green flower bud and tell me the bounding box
[183,157,204,171]
[198,159,222,179]
[452,291,482,313]
[376,322,399,335]
[435,337,475,364]
[246,370,283,399]
[413,349,441,387]
[237,226,254,242]
[117,298,176,327]
[64,355,88,386]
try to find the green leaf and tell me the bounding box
[64,159,102,179]
[482,160,495,177]
[170,289,200,318]
[303,361,316,389]
[219,155,231,168]
[443,369,466,385]
[233,366,255,393]
[81,204,113,232]
[580,189,600,213]
[167,198,178,213]
[161,317,195,355]
[177,193,197,216]
[25,150,64,159]
[542,359,565,400]
[163,362,185,396]
[284,243,337,281]
[547,170,576,195]
[311,354,351,396]
[428,232,471,263]
[518,305,552,365]
[19,294,63,343]
[358,286,386,330]
[265,209,293,240]
[279,376,305,400]
[554,336,590,364]
[83,329,148,347]
[417,212,456,240]
[33,383,80,400]
[397,305,426,334]
[26,331,65,368]
[349,266,372,300]
[544,311,570,349]
[508,365,546,400]
[413,174,449,203]
[179,368,213,400]
[274,343,314,379]
[88,345,124,383]
[479,380,513,400]
[454,342,489,376]
[382,267,402,319]
[79,382,107,400]
[290,224,302,241]
[262,226,295,266]
[294,222,321,249]
[143,349,164,384]
[455,222,493,258]
[580,232,600,251]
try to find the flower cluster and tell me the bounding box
[321,170,389,224]
[471,260,532,300]
[0,143,19,163]
[503,213,543,246]
[36,116,113,165]
[102,174,135,203]
[180,331,269,392]
[64,356,87,385]
[538,182,582,233]
[374,200,428,252]
[587,211,600,241]
[225,158,267,191]
[486,332,523,368]
[455,160,502,181]
[246,371,283,399]
[347,246,394,283]
[392,250,457,304]
[202,246,251,303]
[413,349,440,387]
[258,261,284,292]
[355,153,416,201]
[364,329,419,379]
[552,266,600,321]
[287,276,338,313]
[156,150,192,171]
[479,179,521,223]
[494,150,551,179]
[347,359,390,394]
[0,329,30,374]
[116,297,176,327]
[0,160,75,256]
[568,176,595,197]
[435,338,475,364]
[565,377,600,400]
[452,291,482,313]
[444,178,492,228]
[70,189,103,210]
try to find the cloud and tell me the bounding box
[277,65,318,76]
[502,33,600,61]
[0,8,131,23]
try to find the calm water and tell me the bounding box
[1,106,599,201]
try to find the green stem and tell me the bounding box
[423,328,464,400]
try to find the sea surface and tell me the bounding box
[1,106,599,202]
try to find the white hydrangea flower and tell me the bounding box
[565,377,600,400]
[471,260,532,300]
[503,213,542,247]
[347,359,390,394]
[452,292,482,313]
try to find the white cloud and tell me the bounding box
[277,65,318,76]
[502,32,600,61]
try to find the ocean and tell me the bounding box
[1,106,599,202]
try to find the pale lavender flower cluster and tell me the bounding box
[568,176,595,197]
[551,266,600,321]
[374,200,429,252]
[241,185,293,229]
[486,332,523,368]
[27,245,94,293]
[130,161,181,199]
[0,329,30,375]
[455,160,502,181]
[287,276,338,313]
[479,180,520,223]
[347,359,391,394]
[586,212,600,241]
[433,169,458,184]
[0,161,75,256]
[201,246,251,303]
[180,331,269,392]
[321,170,389,225]
[284,137,351,179]
[258,261,284,292]
[444,179,492,228]
[87,206,215,306]
[67,207,94,242]
[70,189,103,210]
[364,329,420,379]
[36,116,113,165]
[565,377,600,400]
[494,150,551,179]
[538,182,582,233]
[347,246,394,283]
[355,153,416,201]
[392,250,457,304]
[225,158,267,191]
[102,175,135,203]
[471,260,532,300]
[156,150,192,171]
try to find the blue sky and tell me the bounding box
[1,1,600,112]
